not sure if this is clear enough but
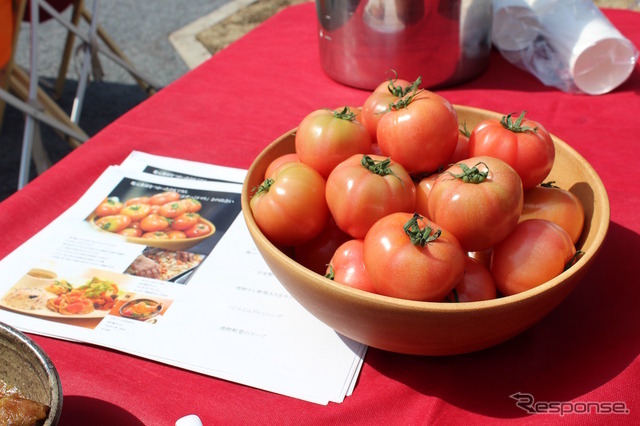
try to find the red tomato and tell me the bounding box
[295,106,372,179]
[265,153,300,179]
[519,183,585,244]
[142,231,170,240]
[427,156,523,252]
[444,256,497,302]
[360,76,417,143]
[172,212,200,231]
[94,214,131,233]
[449,122,471,164]
[120,203,152,222]
[166,230,187,240]
[118,227,142,238]
[181,198,202,213]
[149,191,180,205]
[467,249,492,270]
[414,173,439,219]
[490,219,576,296]
[124,196,150,207]
[376,89,459,175]
[468,111,555,189]
[326,154,416,239]
[327,239,376,293]
[363,213,465,301]
[250,162,329,246]
[94,197,123,217]
[139,213,171,232]
[184,222,212,238]
[160,200,188,218]
[294,217,350,275]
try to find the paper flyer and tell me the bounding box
[0,151,366,405]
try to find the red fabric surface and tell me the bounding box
[1,3,639,424]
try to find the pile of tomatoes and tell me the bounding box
[91,191,212,241]
[250,76,585,303]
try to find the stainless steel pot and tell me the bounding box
[315,0,493,90]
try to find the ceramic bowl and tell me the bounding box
[0,321,62,425]
[240,105,610,355]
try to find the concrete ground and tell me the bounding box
[1,0,638,201]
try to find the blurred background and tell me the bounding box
[1,0,309,201]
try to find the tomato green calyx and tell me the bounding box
[325,265,335,280]
[448,161,490,184]
[541,180,560,188]
[386,72,422,97]
[444,289,460,303]
[459,122,471,138]
[332,106,357,122]
[386,88,424,112]
[253,178,274,196]
[564,250,585,271]
[501,111,538,133]
[361,155,404,185]
[403,213,442,247]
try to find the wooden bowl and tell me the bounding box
[89,216,216,251]
[240,105,610,355]
[0,321,62,425]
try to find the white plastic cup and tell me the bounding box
[175,414,203,426]
[491,0,541,52]
[527,0,638,95]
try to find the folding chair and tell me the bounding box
[0,0,161,190]
[52,0,158,103]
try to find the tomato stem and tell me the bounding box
[403,213,441,247]
[444,289,460,303]
[253,178,274,196]
[361,155,404,186]
[386,88,424,112]
[459,122,471,138]
[564,250,585,271]
[448,162,489,184]
[541,180,559,188]
[333,106,357,122]
[501,111,538,133]
[325,265,335,280]
[385,71,422,97]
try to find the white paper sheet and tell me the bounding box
[0,152,366,405]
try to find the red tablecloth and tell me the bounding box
[1,3,639,425]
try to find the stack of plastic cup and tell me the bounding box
[492,0,541,52]
[491,0,638,95]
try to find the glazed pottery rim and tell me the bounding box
[0,321,63,425]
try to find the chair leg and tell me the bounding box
[18,0,42,190]
[11,66,88,148]
[69,0,100,124]
[0,86,88,143]
[31,121,53,175]
[80,6,157,95]
[53,0,84,100]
